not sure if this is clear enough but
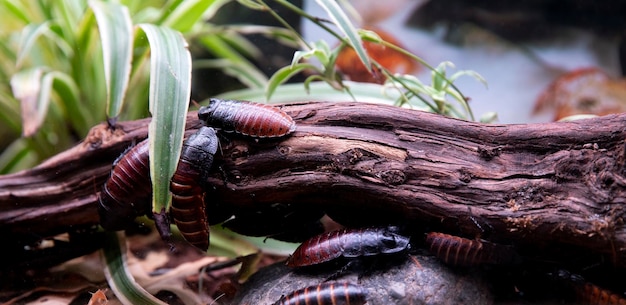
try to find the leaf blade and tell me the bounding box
[136,24,192,216]
[315,0,371,74]
[90,0,134,121]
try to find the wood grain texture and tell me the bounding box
[1,101,625,267]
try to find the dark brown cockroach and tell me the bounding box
[425,232,519,266]
[197,98,296,138]
[285,226,410,268]
[98,139,152,231]
[170,126,219,251]
[272,281,367,305]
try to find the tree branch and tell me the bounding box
[1,101,625,266]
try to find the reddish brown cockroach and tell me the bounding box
[577,282,626,305]
[425,232,519,266]
[285,226,410,268]
[197,98,296,138]
[556,269,626,305]
[272,281,367,305]
[170,126,218,251]
[99,127,219,250]
[98,139,152,231]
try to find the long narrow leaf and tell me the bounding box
[15,22,51,68]
[266,63,316,101]
[49,71,93,137]
[90,0,133,121]
[102,231,168,305]
[316,0,371,74]
[194,58,267,89]
[137,24,191,216]
[161,0,229,32]
[10,68,48,137]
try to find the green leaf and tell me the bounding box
[136,24,191,215]
[266,63,316,101]
[161,0,229,32]
[49,71,93,137]
[90,0,134,121]
[0,90,21,134]
[2,0,31,24]
[216,80,403,106]
[0,138,37,174]
[15,22,51,68]
[194,58,267,89]
[102,231,168,305]
[479,111,499,123]
[235,0,266,10]
[316,0,371,74]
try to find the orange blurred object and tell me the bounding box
[534,67,626,121]
[87,289,108,305]
[335,27,420,84]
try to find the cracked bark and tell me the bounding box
[1,101,625,269]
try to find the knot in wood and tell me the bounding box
[229,146,249,160]
[380,170,406,185]
[277,145,291,155]
[477,146,501,160]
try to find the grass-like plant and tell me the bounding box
[0,0,488,303]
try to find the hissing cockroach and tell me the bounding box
[557,270,626,305]
[272,281,367,305]
[98,139,152,231]
[170,127,219,251]
[197,98,296,138]
[577,282,626,305]
[285,226,410,268]
[425,232,519,266]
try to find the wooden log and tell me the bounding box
[1,101,625,267]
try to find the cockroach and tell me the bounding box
[98,139,152,231]
[197,98,296,138]
[272,281,367,305]
[285,226,410,268]
[556,269,626,305]
[577,282,626,305]
[425,232,519,266]
[170,126,219,251]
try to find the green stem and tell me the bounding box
[255,0,311,49]
[377,39,475,121]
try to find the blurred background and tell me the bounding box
[300,0,625,124]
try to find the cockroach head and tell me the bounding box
[197,98,221,121]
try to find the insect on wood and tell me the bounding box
[170,126,219,251]
[98,139,152,231]
[425,232,520,266]
[285,226,410,268]
[197,98,296,138]
[556,270,626,305]
[271,281,367,305]
[577,282,626,305]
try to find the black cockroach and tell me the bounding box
[197,98,296,138]
[98,139,152,231]
[272,281,367,305]
[425,232,519,266]
[285,226,410,268]
[170,126,219,251]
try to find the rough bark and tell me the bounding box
[1,101,626,268]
